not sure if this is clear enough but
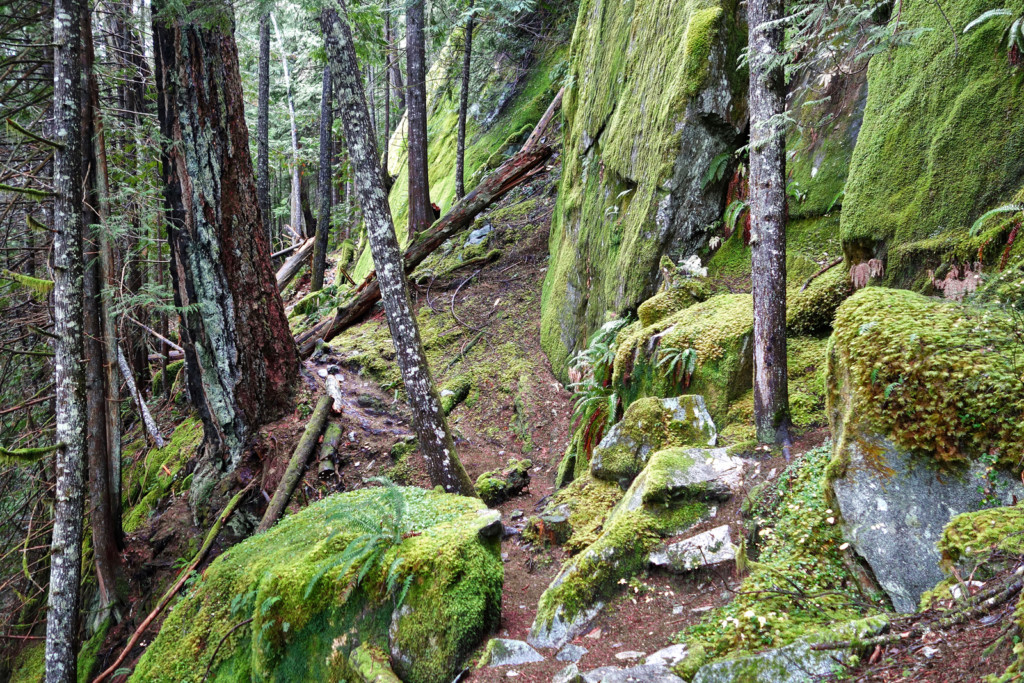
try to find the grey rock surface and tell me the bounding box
[557,644,589,662]
[582,664,684,683]
[650,525,734,572]
[483,638,544,667]
[644,643,689,668]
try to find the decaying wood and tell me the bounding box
[276,237,316,290]
[256,395,334,532]
[318,422,343,476]
[118,345,166,448]
[521,87,564,153]
[295,145,552,357]
[93,484,252,683]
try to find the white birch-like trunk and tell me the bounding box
[271,13,305,240]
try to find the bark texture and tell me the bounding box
[405,0,432,234]
[323,4,475,496]
[46,0,87,678]
[152,4,298,474]
[455,14,473,200]
[311,63,334,292]
[257,13,271,246]
[272,13,305,239]
[748,0,790,442]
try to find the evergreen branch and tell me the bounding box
[4,118,64,149]
[0,442,63,466]
[2,269,53,300]
[0,183,53,200]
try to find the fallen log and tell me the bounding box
[296,144,552,356]
[521,87,564,153]
[118,345,166,448]
[276,237,316,291]
[256,394,334,532]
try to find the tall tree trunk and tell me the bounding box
[83,3,121,609]
[748,0,789,443]
[153,0,299,515]
[385,0,405,112]
[257,13,272,246]
[46,0,87,677]
[271,13,306,240]
[455,13,473,200]
[322,4,475,496]
[405,0,432,235]
[311,64,333,292]
[382,11,391,172]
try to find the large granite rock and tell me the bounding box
[482,639,544,667]
[829,432,1024,613]
[582,664,684,683]
[650,525,735,572]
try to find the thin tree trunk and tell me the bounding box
[271,13,306,240]
[323,4,475,496]
[118,346,166,448]
[153,0,299,512]
[82,3,121,610]
[386,0,405,112]
[46,0,87,676]
[455,13,473,200]
[382,11,391,172]
[405,0,432,235]
[748,0,790,443]
[257,13,272,246]
[311,64,333,292]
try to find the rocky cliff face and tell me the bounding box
[540,0,747,380]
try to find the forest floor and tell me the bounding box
[90,158,1022,683]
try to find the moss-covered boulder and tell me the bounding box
[589,396,717,485]
[540,0,747,380]
[611,294,754,423]
[475,458,532,507]
[636,279,710,328]
[528,447,743,649]
[130,487,503,683]
[786,266,853,335]
[826,288,1024,612]
[840,0,1024,285]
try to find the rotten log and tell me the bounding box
[296,144,552,357]
[521,87,564,153]
[256,394,334,532]
[118,345,166,449]
[318,422,343,476]
[276,237,316,291]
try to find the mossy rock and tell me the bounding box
[840,0,1024,285]
[590,395,718,485]
[636,279,710,328]
[129,487,503,683]
[475,458,532,507]
[611,294,754,424]
[540,0,747,380]
[787,266,853,335]
[8,618,110,683]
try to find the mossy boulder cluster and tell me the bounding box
[530,396,746,650]
[129,487,503,683]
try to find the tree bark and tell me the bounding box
[118,345,166,448]
[323,4,475,496]
[276,237,316,290]
[455,14,473,200]
[295,144,551,356]
[152,2,299,477]
[311,64,334,292]
[257,13,272,246]
[46,0,87,678]
[385,0,405,112]
[748,0,790,443]
[405,0,433,235]
[271,13,306,240]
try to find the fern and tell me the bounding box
[724,200,749,233]
[964,9,1014,35]
[963,8,1024,63]
[970,204,1024,236]
[2,270,54,300]
[702,152,732,190]
[657,346,698,388]
[304,478,412,608]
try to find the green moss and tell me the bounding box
[130,487,502,683]
[474,458,532,507]
[122,416,204,533]
[828,287,1024,466]
[152,359,185,395]
[786,335,830,430]
[679,444,886,664]
[611,294,753,423]
[940,504,1024,568]
[787,266,853,335]
[540,0,746,380]
[546,473,626,554]
[636,279,710,327]
[841,0,1024,284]
[7,618,110,683]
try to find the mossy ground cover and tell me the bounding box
[676,444,886,677]
[828,287,1024,468]
[840,0,1024,285]
[130,487,502,683]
